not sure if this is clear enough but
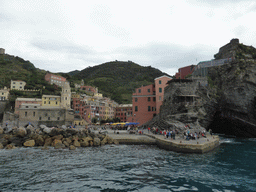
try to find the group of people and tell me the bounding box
[163,130,178,140]
[183,129,207,140]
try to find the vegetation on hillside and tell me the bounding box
[65,61,171,104]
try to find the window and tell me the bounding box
[57,117,60,120]
[135,98,138,102]
[159,88,162,93]
[56,102,58,105]
[159,96,162,101]
[138,89,141,93]
[148,106,151,111]
[148,97,151,102]
[33,112,35,116]
[148,89,150,92]
[39,117,41,120]
[25,112,27,117]
[48,101,50,104]
[153,97,156,101]
[26,106,28,108]
[159,80,162,84]
[48,117,50,120]
[135,106,138,111]
[44,101,46,104]
[13,82,16,84]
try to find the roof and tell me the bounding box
[42,95,61,98]
[154,75,172,80]
[16,98,42,101]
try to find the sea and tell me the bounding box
[0,136,255,192]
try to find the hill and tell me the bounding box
[65,61,171,104]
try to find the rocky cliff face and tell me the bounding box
[147,40,256,137]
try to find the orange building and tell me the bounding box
[115,104,133,122]
[45,73,66,87]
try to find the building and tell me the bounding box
[0,87,9,100]
[80,85,98,94]
[11,80,26,90]
[15,84,74,127]
[45,73,66,87]
[128,76,171,125]
[115,104,132,122]
[42,95,61,107]
[175,65,195,79]
[154,75,172,114]
[61,82,71,109]
[14,98,42,115]
[0,48,5,54]
[129,84,156,125]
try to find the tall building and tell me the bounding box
[128,76,171,125]
[11,80,26,90]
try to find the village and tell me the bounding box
[0,39,239,129]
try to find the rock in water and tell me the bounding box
[0,143,3,149]
[73,140,80,147]
[69,145,76,150]
[23,140,35,147]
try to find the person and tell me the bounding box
[172,130,176,140]
[209,129,213,135]
[164,130,166,138]
[166,131,169,139]
[148,127,150,133]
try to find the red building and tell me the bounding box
[115,104,133,122]
[175,65,195,79]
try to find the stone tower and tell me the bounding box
[0,48,5,54]
[61,81,71,109]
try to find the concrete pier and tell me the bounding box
[107,130,220,154]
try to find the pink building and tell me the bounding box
[154,75,172,114]
[45,73,66,87]
[128,76,172,126]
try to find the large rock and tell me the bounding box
[51,139,62,147]
[34,135,45,146]
[44,137,52,146]
[5,144,15,149]
[14,127,27,137]
[81,136,93,143]
[0,128,3,135]
[0,143,3,149]
[9,136,25,147]
[80,141,89,147]
[69,145,76,150]
[0,138,8,147]
[63,141,70,147]
[73,140,80,147]
[52,134,63,141]
[93,138,101,146]
[43,127,52,134]
[54,143,65,149]
[24,140,35,147]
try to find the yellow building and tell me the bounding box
[0,87,9,100]
[42,95,61,107]
[11,80,26,90]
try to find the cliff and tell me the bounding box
[147,39,256,137]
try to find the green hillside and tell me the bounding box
[65,60,171,104]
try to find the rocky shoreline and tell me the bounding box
[0,125,119,150]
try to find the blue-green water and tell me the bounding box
[0,137,256,192]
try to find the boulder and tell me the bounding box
[52,134,63,141]
[43,127,52,134]
[89,140,93,146]
[0,128,3,135]
[9,136,24,147]
[63,141,70,147]
[51,139,62,147]
[54,143,65,149]
[80,141,89,147]
[34,135,45,146]
[0,143,3,149]
[81,136,93,143]
[49,128,64,137]
[0,138,8,147]
[23,140,35,147]
[44,137,52,146]
[63,137,72,144]
[15,127,27,137]
[5,144,15,150]
[41,146,49,150]
[69,145,76,150]
[101,135,109,145]
[73,140,81,147]
[93,137,101,146]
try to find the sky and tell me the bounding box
[1,0,256,76]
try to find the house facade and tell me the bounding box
[115,104,133,122]
[11,80,26,90]
[154,75,172,114]
[0,87,9,100]
[45,73,66,87]
[129,84,156,125]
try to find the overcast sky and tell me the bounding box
[1,0,256,75]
